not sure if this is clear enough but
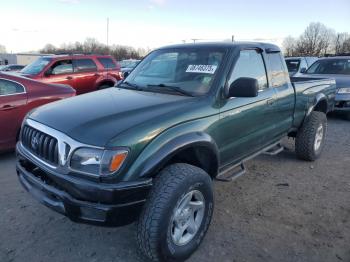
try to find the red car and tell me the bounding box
[20,54,123,95]
[0,73,75,152]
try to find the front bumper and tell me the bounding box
[334,93,350,111]
[16,145,152,226]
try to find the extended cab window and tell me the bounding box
[97,57,117,69]
[0,79,25,96]
[229,50,268,90]
[267,53,288,87]
[74,59,97,72]
[49,60,73,75]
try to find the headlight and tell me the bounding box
[338,88,350,94]
[70,147,128,177]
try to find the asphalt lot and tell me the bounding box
[0,114,349,262]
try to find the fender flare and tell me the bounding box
[137,132,220,179]
[306,93,328,117]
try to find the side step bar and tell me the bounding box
[263,143,284,156]
[215,141,284,183]
[215,163,246,182]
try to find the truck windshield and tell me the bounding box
[123,48,225,96]
[285,59,300,73]
[21,57,52,75]
[306,59,350,75]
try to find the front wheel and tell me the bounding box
[136,163,214,261]
[295,111,327,161]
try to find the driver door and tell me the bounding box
[216,49,277,166]
[42,59,75,89]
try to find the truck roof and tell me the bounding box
[158,41,281,52]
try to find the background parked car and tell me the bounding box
[0,73,75,152]
[19,54,123,95]
[300,56,350,116]
[119,59,141,77]
[0,64,25,72]
[285,57,318,76]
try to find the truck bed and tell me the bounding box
[290,77,336,128]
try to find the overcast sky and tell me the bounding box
[2,0,350,53]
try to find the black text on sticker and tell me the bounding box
[186,65,218,74]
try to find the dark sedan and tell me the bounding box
[0,73,75,152]
[301,57,350,116]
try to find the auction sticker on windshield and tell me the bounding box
[186,65,218,74]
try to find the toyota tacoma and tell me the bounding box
[16,42,336,261]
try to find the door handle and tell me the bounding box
[66,76,73,80]
[266,99,275,105]
[1,105,16,111]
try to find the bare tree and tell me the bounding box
[295,22,335,56]
[282,36,297,56]
[334,33,350,54]
[41,43,56,54]
[39,38,146,60]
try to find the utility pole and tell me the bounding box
[107,17,109,48]
[232,35,235,42]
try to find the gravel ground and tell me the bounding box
[0,114,349,262]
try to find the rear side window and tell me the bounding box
[74,59,97,72]
[97,57,117,69]
[0,79,25,96]
[267,53,289,87]
[229,50,268,90]
[285,59,300,73]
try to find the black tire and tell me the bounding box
[136,163,214,262]
[295,111,327,161]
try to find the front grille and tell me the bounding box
[21,125,59,165]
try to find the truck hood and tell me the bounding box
[28,88,197,146]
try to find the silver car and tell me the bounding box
[301,56,350,115]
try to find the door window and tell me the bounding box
[267,53,289,87]
[0,79,25,96]
[50,60,73,75]
[74,59,97,72]
[228,50,268,90]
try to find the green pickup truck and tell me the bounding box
[16,42,336,261]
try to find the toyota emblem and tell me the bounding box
[31,136,39,150]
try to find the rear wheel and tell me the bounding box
[295,111,327,161]
[136,163,213,261]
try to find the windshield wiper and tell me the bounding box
[118,81,142,90]
[147,84,194,97]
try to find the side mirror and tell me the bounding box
[300,67,307,73]
[123,71,130,78]
[228,77,259,98]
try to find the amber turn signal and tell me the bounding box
[109,152,128,172]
